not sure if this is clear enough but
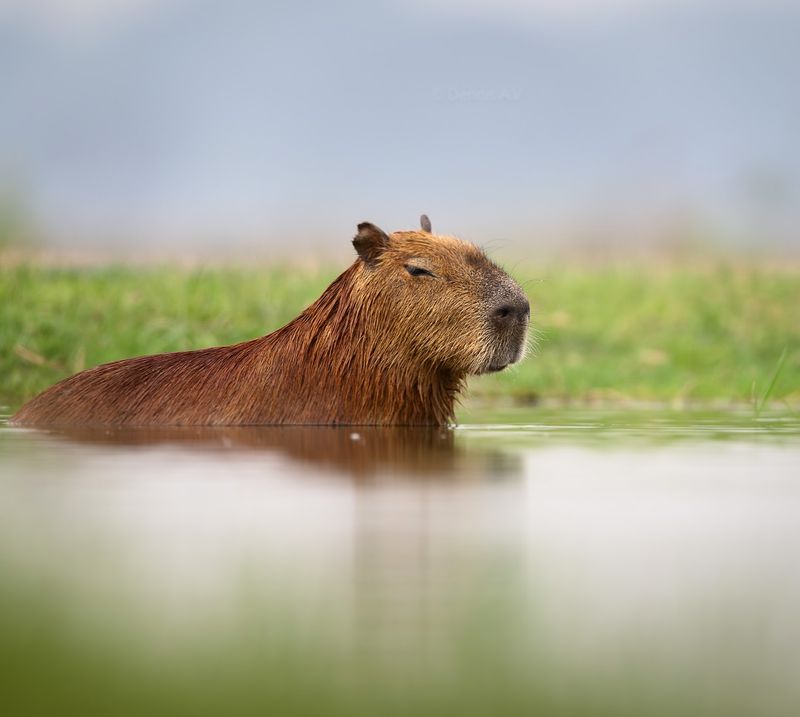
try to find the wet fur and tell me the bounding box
[12,228,528,427]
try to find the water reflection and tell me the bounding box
[23,424,523,481]
[1,413,800,716]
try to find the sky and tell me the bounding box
[1,0,798,253]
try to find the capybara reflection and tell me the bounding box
[13,217,529,426]
[42,426,469,481]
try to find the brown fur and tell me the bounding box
[12,221,529,427]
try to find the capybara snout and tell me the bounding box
[485,282,530,373]
[491,296,530,326]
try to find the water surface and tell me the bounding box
[1,409,799,717]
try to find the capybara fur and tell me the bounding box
[12,217,530,427]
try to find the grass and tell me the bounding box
[756,346,789,417]
[1,260,798,414]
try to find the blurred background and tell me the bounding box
[3,5,800,717]
[1,0,798,257]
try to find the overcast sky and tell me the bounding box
[1,0,798,252]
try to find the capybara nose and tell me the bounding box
[492,297,530,325]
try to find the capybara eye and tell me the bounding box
[405,264,435,278]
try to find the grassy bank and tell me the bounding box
[1,261,798,413]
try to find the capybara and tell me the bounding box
[12,217,530,426]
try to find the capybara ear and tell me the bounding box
[353,222,391,264]
[420,214,432,233]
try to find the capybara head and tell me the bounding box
[351,216,530,377]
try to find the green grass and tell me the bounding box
[1,260,798,413]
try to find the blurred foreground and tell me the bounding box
[2,409,799,717]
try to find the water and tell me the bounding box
[1,409,799,717]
